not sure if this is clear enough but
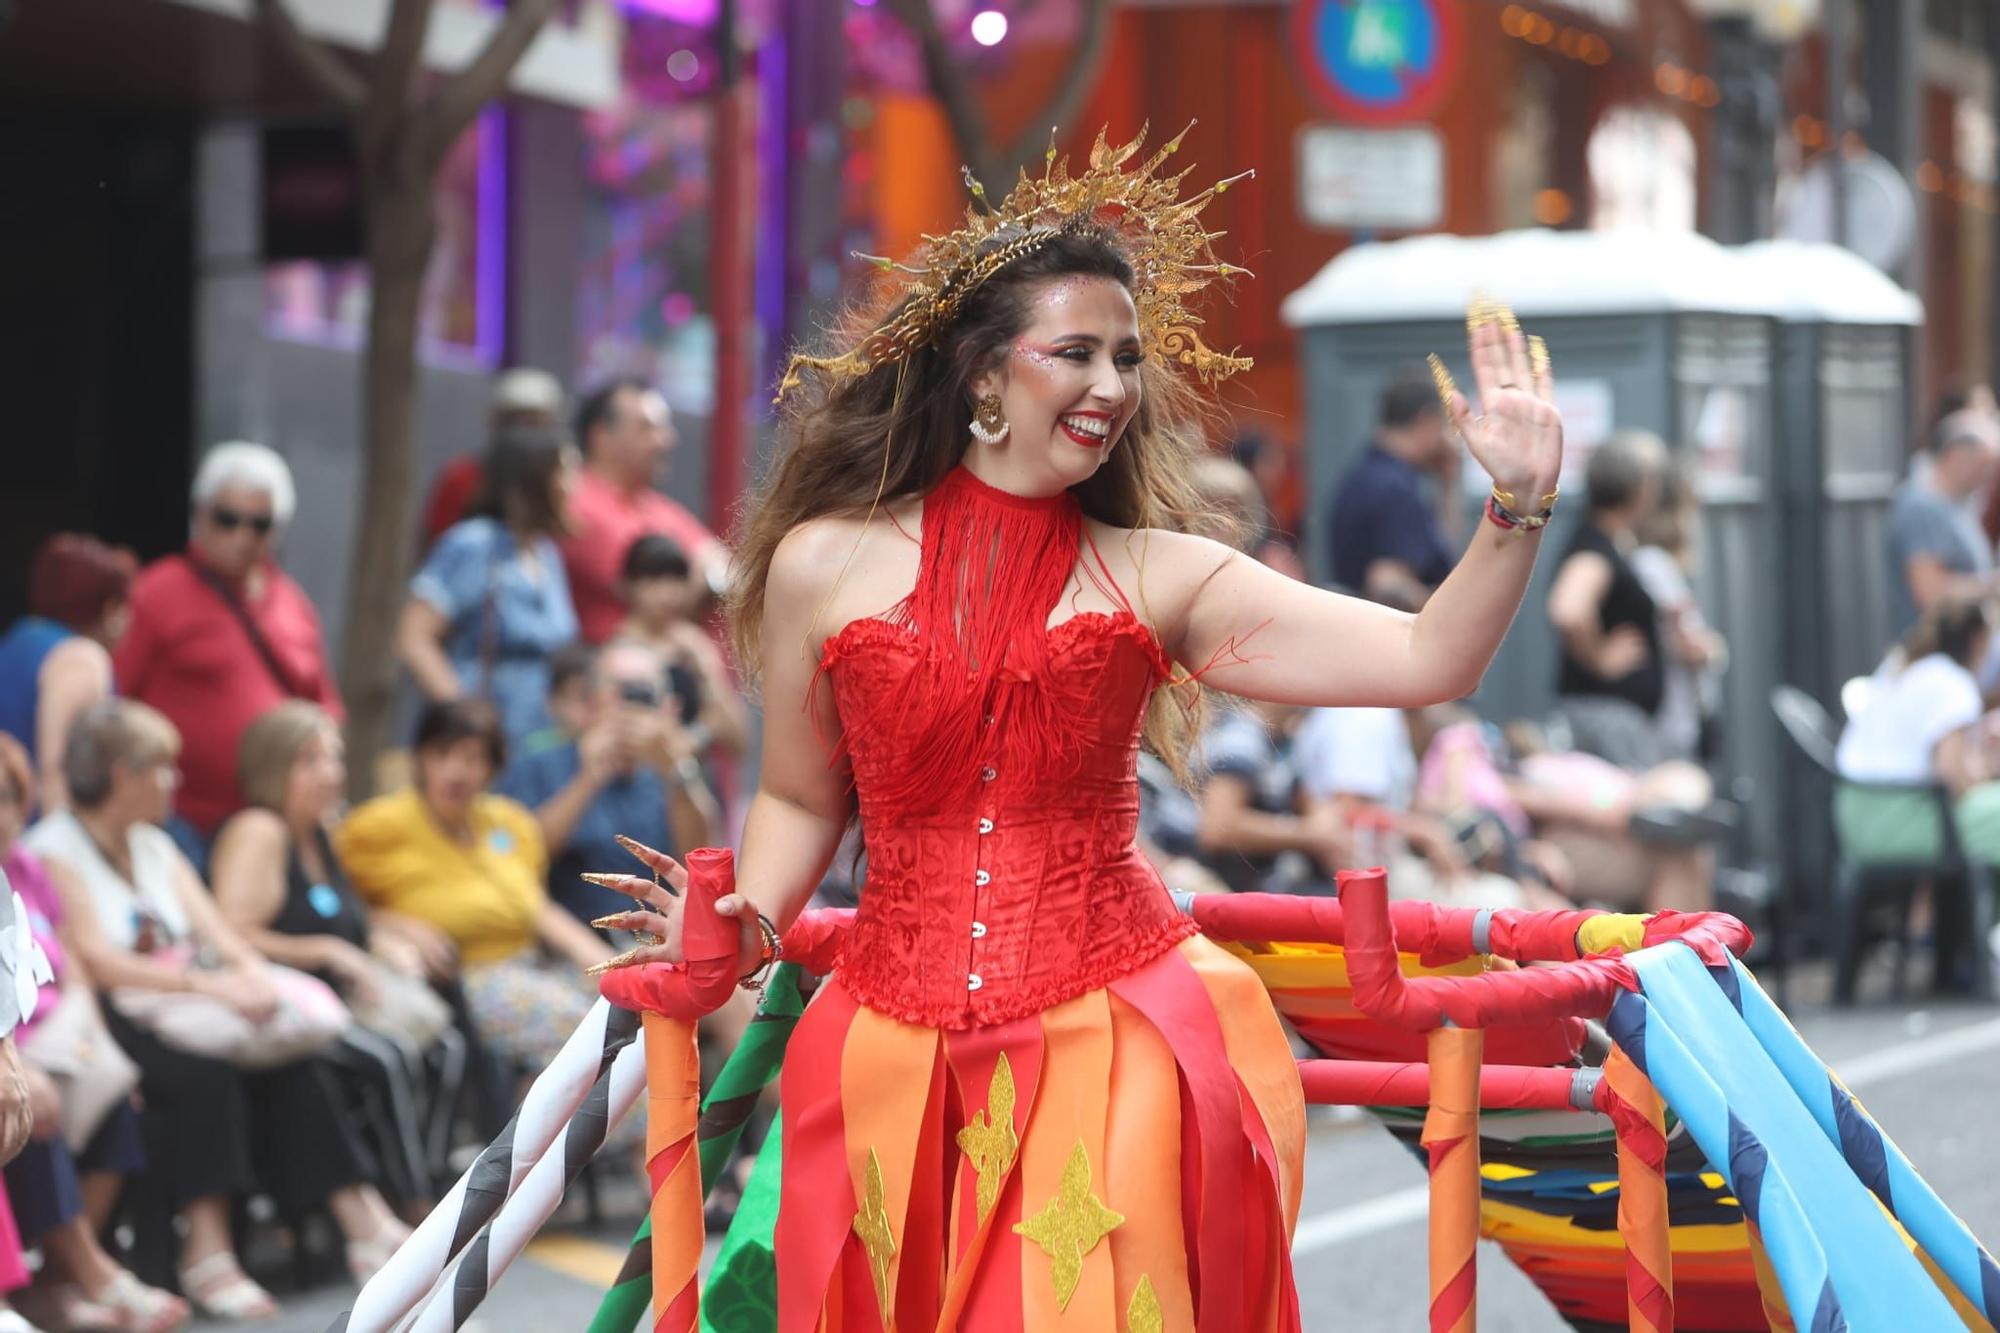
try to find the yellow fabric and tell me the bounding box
[1576,913,1649,957]
[1020,988,1118,1330]
[334,788,547,964]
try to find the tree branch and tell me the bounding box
[418,0,566,159]
[884,0,1001,187]
[363,0,438,149]
[251,0,367,113]
[999,0,1113,181]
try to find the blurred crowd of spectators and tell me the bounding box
[1834,386,2000,980]
[1152,370,1741,932]
[0,372,739,1327]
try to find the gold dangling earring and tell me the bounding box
[968,393,1010,445]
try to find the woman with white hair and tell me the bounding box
[113,442,344,842]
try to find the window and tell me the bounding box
[263,116,499,366]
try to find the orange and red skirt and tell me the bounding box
[774,935,1306,1332]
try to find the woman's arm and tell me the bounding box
[34,638,113,814]
[1196,775,1346,864]
[164,844,269,974]
[397,599,463,702]
[1935,727,1988,796]
[1154,316,1562,710]
[210,812,372,980]
[725,523,860,933]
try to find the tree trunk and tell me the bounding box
[342,166,436,799]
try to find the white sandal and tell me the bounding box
[346,1220,413,1285]
[175,1254,277,1322]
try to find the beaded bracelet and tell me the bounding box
[1486,485,1558,541]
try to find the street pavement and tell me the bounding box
[205,960,2000,1332]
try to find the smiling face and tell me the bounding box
[964,275,1144,494]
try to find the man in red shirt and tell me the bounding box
[115,442,343,836]
[560,378,727,644]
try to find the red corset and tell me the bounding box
[820,610,1199,1029]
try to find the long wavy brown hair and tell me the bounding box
[730,225,1225,773]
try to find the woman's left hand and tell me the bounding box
[582,839,762,976]
[1433,300,1564,506]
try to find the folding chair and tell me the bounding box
[1771,684,1995,1003]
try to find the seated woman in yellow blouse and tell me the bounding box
[337,700,613,1069]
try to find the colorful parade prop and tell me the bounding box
[586,962,808,1333]
[354,852,1996,1332]
[327,999,641,1332]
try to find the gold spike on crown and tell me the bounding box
[776,122,1255,401]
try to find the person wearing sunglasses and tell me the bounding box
[114,443,344,849]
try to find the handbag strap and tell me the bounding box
[188,558,311,700]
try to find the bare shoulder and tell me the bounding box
[41,635,110,675]
[213,807,288,860]
[767,503,922,625]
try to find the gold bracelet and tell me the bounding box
[1491,484,1559,515]
[739,912,784,991]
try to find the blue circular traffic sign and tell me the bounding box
[1290,0,1462,125]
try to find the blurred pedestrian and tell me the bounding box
[0,534,135,814]
[1194,700,1348,894]
[211,703,467,1209]
[398,424,581,745]
[30,701,406,1317]
[613,535,750,761]
[1630,464,1726,763]
[1887,408,2000,639]
[0,735,189,1332]
[114,443,342,847]
[1325,366,1461,607]
[494,642,719,926]
[1836,595,1998,862]
[420,368,567,549]
[1547,430,1670,770]
[335,701,616,1073]
[1231,432,1308,576]
[560,378,727,644]
[1293,705,1534,908]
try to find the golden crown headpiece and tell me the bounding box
[776,121,1255,401]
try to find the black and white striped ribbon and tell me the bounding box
[328,999,640,1333]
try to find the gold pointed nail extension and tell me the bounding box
[1495,301,1521,335]
[614,834,654,857]
[590,914,630,930]
[1464,296,1490,334]
[1427,354,1459,417]
[1529,335,1551,379]
[584,948,650,977]
[580,872,636,890]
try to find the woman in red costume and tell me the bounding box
[595,129,1564,1331]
